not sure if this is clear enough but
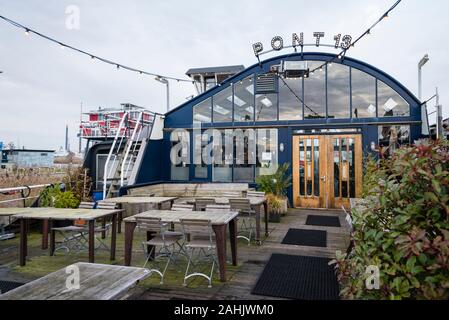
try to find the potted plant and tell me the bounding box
[256,163,292,221]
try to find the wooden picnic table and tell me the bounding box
[9,207,121,266]
[187,197,269,243]
[102,196,177,233]
[0,262,150,300]
[123,210,239,282]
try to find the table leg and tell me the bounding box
[19,219,27,266]
[229,218,238,266]
[110,214,117,261]
[41,219,49,250]
[88,220,95,263]
[213,224,227,282]
[117,211,123,234]
[147,231,155,259]
[49,221,55,256]
[254,204,261,244]
[264,201,269,237]
[101,217,107,239]
[124,221,137,266]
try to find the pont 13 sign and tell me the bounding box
[252,32,353,57]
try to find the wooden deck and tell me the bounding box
[0,208,350,300]
[127,208,350,300]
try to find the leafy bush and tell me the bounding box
[332,139,449,300]
[39,185,79,208]
[256,163,292,197]
[62,166,93,202]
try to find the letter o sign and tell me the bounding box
[271,36,284,51]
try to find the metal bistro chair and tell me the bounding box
[136,216,182,284]
[92,201,119,251]
[229,198,256,245]
[205,204,232,213]
[180,219,217,288]
[51,201,95,254]
[171,204,195,211]
[195,198,215,211]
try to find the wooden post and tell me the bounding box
[110,213,117,261]
[212,224,227,282]
[124,221,137,266]
[229,218,238,266]
[88,220,95,263]
[19,219,27,266]
[42,219,49,250]
[117,210,123,234]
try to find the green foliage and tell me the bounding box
[38,185,79,208]
[256,163,292,197]
[63,166,93,202]
[332,139,449,300]
[53,191,80,209]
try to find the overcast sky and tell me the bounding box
[0,0,448,150]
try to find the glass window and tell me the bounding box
[213,130,233,182]
[213,86,233,123]
[193,132,208,179]
[279,77,303,121]
[304,61,326,119]
[255,94,278,121]
[378,125,410,157]
[170,131,190,181]
[328,63,350,119]
[351,68,376,118]
[256,129,278,177]
[233,129,256,182]
[378,80,410,117]
[193,98,212,123]
[233,76,254,122]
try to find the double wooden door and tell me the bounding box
[292,135,362,209]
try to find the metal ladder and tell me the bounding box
[102,111,155,199]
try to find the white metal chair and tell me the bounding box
[92,201,118,251]
[229,198,256,245]
[205,204,232,213]
[195,198,216,211]
[246,191,266,198]
[136,216,182,284]
[180,219,217,288]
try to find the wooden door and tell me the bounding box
[292,134,362,209]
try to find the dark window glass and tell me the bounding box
[351,68,376,118]
[233,76,254,122]
[279,77,303,120]
[304,61,326,119]
[213,86,233,123]
[378,80,410,117]
[328,63,350,119]
[255,94,278,121]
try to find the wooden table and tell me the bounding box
[0,208,21,240]
[102,196,178,233]
[0,262,150,300]
[11,208,121,266]
[123,210,239,282]
[187,197,269,243]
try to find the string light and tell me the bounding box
[0,14,193,83]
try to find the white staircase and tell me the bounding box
[102,111,161,199]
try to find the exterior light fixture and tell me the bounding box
[280,143,285,152]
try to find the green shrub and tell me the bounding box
[332,139,449,300]
[256,163,292,197]
[53,191,80,209]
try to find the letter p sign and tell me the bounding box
[365,265,380,290]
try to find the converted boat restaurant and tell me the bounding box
[124,51,423,209]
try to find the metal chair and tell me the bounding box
[180,219,216,288]
[195,198,215,211]
[229,198,256,245]
[51,201,95,254]
[136,216,182,284]
[205,204,232,213]
[246,191,266,198]
[171,204,194,211]
[92,201,118,251]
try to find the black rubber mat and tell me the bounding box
[306,215,341,227]
[252,254,340,300]
[281,229,327,247]
[0,280,25,294]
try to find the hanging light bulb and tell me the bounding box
[91,55,95,60]
[59,43,65,50]
[24,28,30,36]
[116,64,120,70]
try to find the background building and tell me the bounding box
[1,149,55,168]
